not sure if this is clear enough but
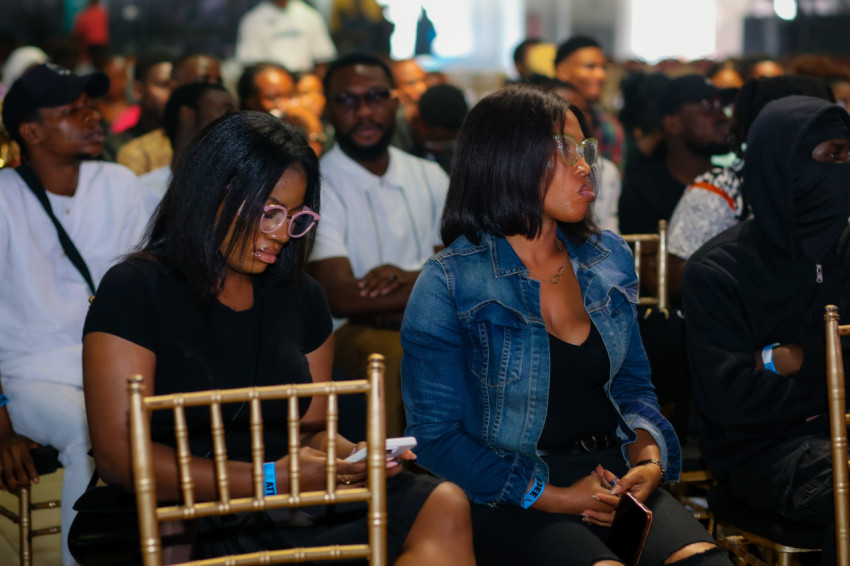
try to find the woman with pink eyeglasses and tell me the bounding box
[78,111,474,564]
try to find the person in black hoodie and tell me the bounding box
[684,95,850,560]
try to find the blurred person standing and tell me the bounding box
[236,0,337,74]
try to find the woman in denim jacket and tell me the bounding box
[401,84,729,566]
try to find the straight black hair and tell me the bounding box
[136,111,321,304]
[441,83,598,246]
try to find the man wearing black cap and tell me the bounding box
[618,74,734,236]
[0,62,147,565]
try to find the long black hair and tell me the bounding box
[441,83,598,246]
[136,111,321,303]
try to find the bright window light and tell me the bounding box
[380,0,474,60]
[773,0,797,20]
[629,0,716,62]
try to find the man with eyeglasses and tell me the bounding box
[308,53,449,439]
[618,74,735,236]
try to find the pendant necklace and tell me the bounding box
[527,239,569,285]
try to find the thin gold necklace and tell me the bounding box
[527,239,569,285]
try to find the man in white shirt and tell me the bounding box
[0,63,148,565]
[309,53,448,437]
[235,0,337,74]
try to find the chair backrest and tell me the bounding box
[128,354,388,566]
[621,219,668,311]
[825,305,850,566]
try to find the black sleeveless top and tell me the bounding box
[537,323,619,450]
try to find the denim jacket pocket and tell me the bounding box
[463,301,528,388]
[617,280,640,304]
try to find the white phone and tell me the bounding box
[344,436,417,463]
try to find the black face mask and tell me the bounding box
[791,113,850,262]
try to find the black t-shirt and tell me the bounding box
[83,257,333,461]
[538,324,617,449]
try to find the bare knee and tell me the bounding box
[665,542,719,564]
[399,481,474,565]
[418,481,472,535]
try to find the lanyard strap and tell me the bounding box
[16,163,96,296]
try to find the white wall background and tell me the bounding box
[381,0,848,72]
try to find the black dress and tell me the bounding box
[84,257,441,561]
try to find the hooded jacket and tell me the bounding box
[683,96,850,480]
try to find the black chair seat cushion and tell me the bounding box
[707,481,824,550]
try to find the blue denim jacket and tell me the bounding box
[401,230,681,506]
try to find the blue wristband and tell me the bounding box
[0,394,8,409]
[761,342,780,374]
[521,476,545,509]
[263,462,277,496]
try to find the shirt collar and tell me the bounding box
[324,144,404,190]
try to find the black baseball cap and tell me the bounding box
[2,63,109,139]
[657,74,737,116]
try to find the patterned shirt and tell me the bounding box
[667,158,746,260]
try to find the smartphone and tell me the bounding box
[608,492,653,566]
[344,436,417,463]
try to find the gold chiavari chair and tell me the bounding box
[0,448,62,566]
[622,219,668,312]
[129,354,388,566]
[825,305,850,566]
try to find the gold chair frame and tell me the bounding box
[711,526,820,566]
[0,483,61,566]
[622,219,668,311]
[129,354,388,566]
[825,305,850,566]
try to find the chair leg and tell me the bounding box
[19,486,31,566]
[776,551,792,566]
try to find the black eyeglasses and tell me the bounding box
[332,88,392,114]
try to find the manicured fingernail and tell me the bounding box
[386,460,399,468]
[591,495,600,501]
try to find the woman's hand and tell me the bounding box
[609,461,662,503]
[571,471,620,527]
[533,468,619,525]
